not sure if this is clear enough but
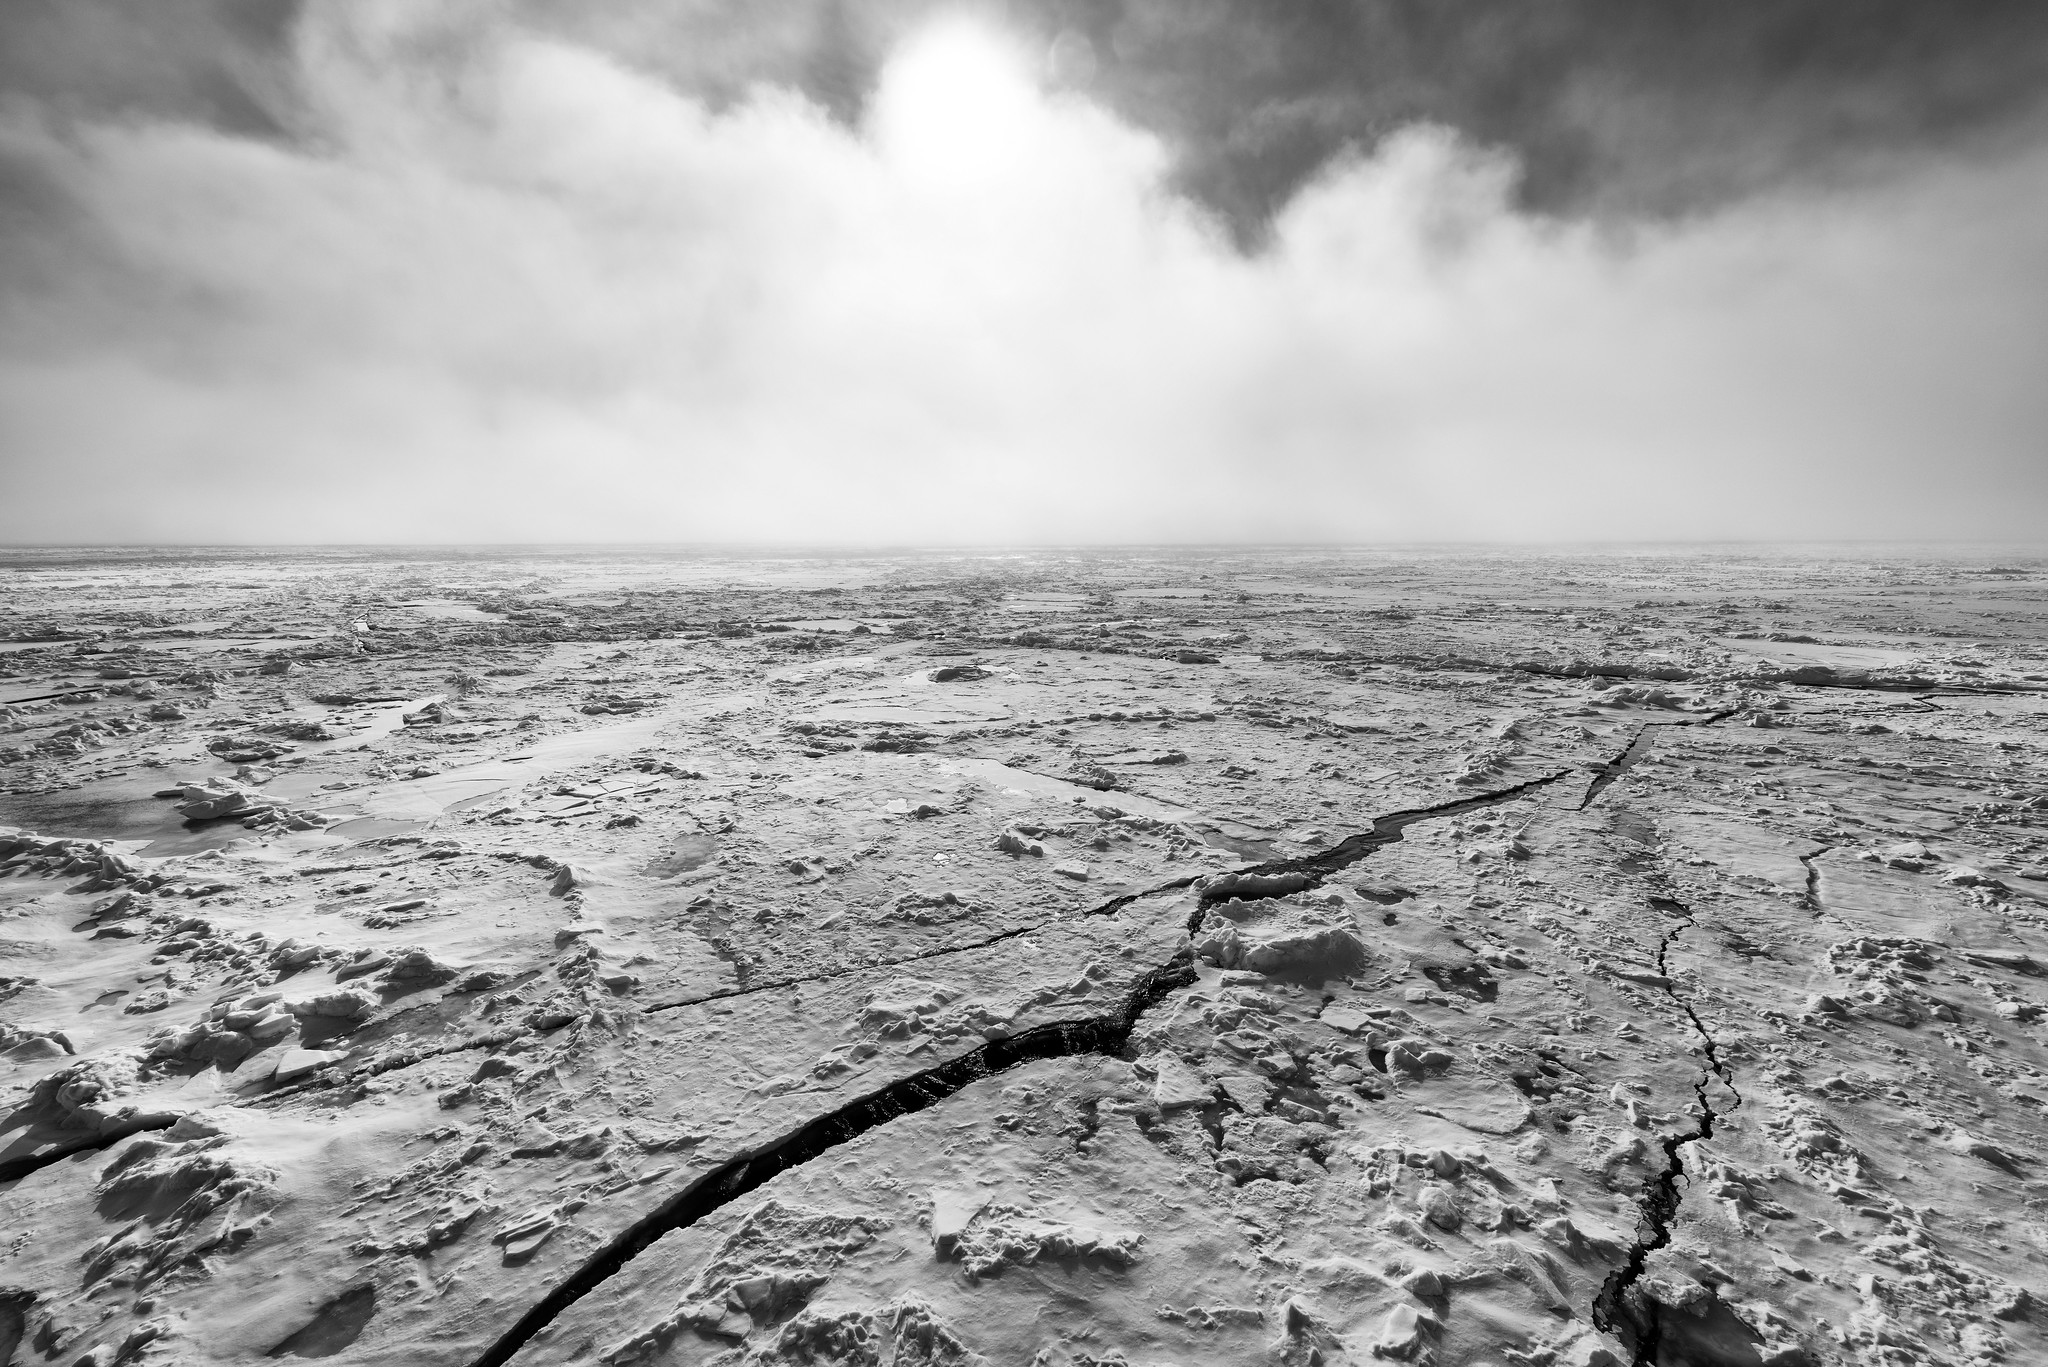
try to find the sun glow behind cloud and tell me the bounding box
[873,20,1045,193]
[0,2,2043,545]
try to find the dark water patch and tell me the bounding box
[1609,810,1659,847]
[646,832,720,877]
[0,773,251,857]
[268,1285,377,1359]
[1195,828,1282,860]
[260,772,345,803]
[0,1114,180,1186]
[0,1288,31,1366]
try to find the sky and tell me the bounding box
[2,0,2046,545]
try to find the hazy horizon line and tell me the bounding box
[1,538,2044,557]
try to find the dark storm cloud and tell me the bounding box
[7,1,2046,244]
[502,0,2048,242]
[0,0,302,138]
[500,0,903,127]
[1049,0,2048,241]
[0,1,2044,544]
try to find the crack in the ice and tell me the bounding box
[0,1114,179,1184]
[643,772,1576,1018]
[464,956,1196,1367]
[643,877,1205,1016]
[1798,845,1834,917]
[462,770,1576,1367]
[1513,657,2047,695]
[1752,677,2037,697]
[251,1027,536,1105]
[0,683,163,706]
[1579,728,1659,812]
[1216,769,1574,888]
[1591,898,1742,1366]
[1577,709,1739,813]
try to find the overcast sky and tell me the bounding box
[2,0,2046,545]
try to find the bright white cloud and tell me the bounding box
[1,1,2044,545]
